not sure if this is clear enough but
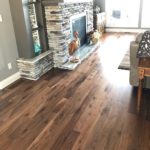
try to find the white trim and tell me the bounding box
[64,0,93,3]
[105,28,147,33]
[70,12,87,21]
[0,72,20,90]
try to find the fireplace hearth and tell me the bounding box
[60,43,100,70]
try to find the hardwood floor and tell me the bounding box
[0,32,150,150]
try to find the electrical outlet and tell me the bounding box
[8,63,12,70]
[0,14,2,22]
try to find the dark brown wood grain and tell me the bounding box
[0,33,150,150]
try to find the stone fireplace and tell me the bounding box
[44,1,99,70]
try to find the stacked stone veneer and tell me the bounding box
[17,51,53,80]
[44,2,93,68]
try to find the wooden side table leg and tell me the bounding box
[137,79,143,112]
[137,69,144,112]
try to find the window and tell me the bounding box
[105,0,140,28]
[141,0,150,28]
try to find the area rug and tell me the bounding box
[118,50,130,70]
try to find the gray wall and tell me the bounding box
[0,0,19,81]
[9,0,35,59]
[94,0,105,12]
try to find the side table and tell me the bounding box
[137,58,150,112]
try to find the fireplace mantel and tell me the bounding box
[63,0,93,3]
[42,0,93,5]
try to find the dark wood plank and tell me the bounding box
[0,33,150,150]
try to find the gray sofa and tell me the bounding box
[130,33,150,88]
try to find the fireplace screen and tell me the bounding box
[71,15,87,47]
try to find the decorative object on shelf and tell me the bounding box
[87,31,94,44]
[34,42,41,56]
[70,56,80,63]
[28,3,38,28]
[88,30,101,45]
[137,31,150,58]
[69,31,80,55]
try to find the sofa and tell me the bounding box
[130,33,150,88]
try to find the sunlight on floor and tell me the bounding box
[97,33,136,86]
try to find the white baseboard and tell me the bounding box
[105,28,147,33]
[0,72,20,90]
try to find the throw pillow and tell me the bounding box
[137,31,150,58]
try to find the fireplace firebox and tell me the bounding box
[70,12,87,47]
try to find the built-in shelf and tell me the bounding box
[10,0,48,59]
